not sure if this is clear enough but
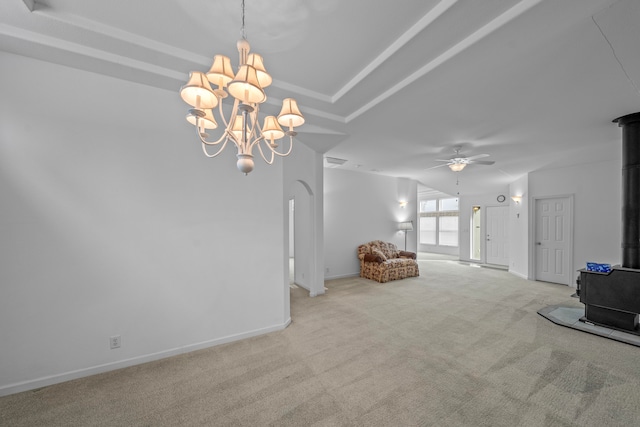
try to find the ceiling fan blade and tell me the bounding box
[435,159,453,162]
[425,163,449,170]
[465,153,490,161]
[468,160,495,165]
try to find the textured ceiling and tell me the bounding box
[1,0,639,195]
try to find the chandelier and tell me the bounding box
[179,0,305,175]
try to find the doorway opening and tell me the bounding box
[288,198,295,287]
[486,205,510,267]
[471,206,481,261]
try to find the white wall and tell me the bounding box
[509,175,529,278]
[324,169,417,279]
[526,160,621,280]
[0,52,289,395]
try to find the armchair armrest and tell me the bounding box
[398,251,417,259]
[363,253,385,263]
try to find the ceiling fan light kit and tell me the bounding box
[449,162,466,172]
[179,0,304,175]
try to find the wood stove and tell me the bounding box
[579,112,640,335]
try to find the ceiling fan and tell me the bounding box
[428,147,495,172]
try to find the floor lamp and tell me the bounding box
[398,221,413,251]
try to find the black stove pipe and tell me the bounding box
[614,112,640,269]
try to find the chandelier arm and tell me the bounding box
[249,117,278,153]
[201,138,229,158]
[255,139,276,165]
[270,135,295,157]
[248,105,259,142]
[245,109,258,150]
[217,97,238,131]
[195,117,228,146]
[248,131,266,151]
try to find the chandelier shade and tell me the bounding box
[278,98,305,129]
[179,0,304,175]
[180,71,218,109]
[247,53,272,88]
[261,116,285,142]
[186,108,217,130]
[228,64,266,104]
[206,55,235,91]
[231,115,247,141]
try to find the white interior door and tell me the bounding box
[486,206,509,266]
[535,197,572,285]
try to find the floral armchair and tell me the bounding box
[357,240,419,283]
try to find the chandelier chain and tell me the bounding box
[240,0,246,40]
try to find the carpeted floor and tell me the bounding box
[2,253,639,426]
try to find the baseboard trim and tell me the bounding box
[509,270,528,280]
[325,273,359,281]
[0,319,291,397]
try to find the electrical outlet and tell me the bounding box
[110,335,121,349]
[326,267,330,273]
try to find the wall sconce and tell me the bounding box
[398,221,413,251]
[399,201,408,208]
[511,195,522,204]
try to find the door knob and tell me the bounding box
[536,242,541,245]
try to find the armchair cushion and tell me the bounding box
[371,248,387,261]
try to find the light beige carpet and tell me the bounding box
[2,253,639,426]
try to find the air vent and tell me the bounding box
[324,157,347,168]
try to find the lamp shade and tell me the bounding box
[261,116,285,141]
[180,71,218,109]
[186,109,218,129]
[246,53,272,88]
[398,221,414,231]
[206,55,234,89]
[449,163,466,172]
[277,98,305,128]
[228,65,266,104]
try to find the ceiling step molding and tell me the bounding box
[346,0,546,123]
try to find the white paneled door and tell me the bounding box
[486,206,509,266]
[535,197,572,285]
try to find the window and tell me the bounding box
[439,198,459,211]
[419,197,459,247]
[439,215,458,246]
[419,217,436,245]
[420,200,436,212]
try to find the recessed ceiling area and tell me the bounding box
[1,0,638,195]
